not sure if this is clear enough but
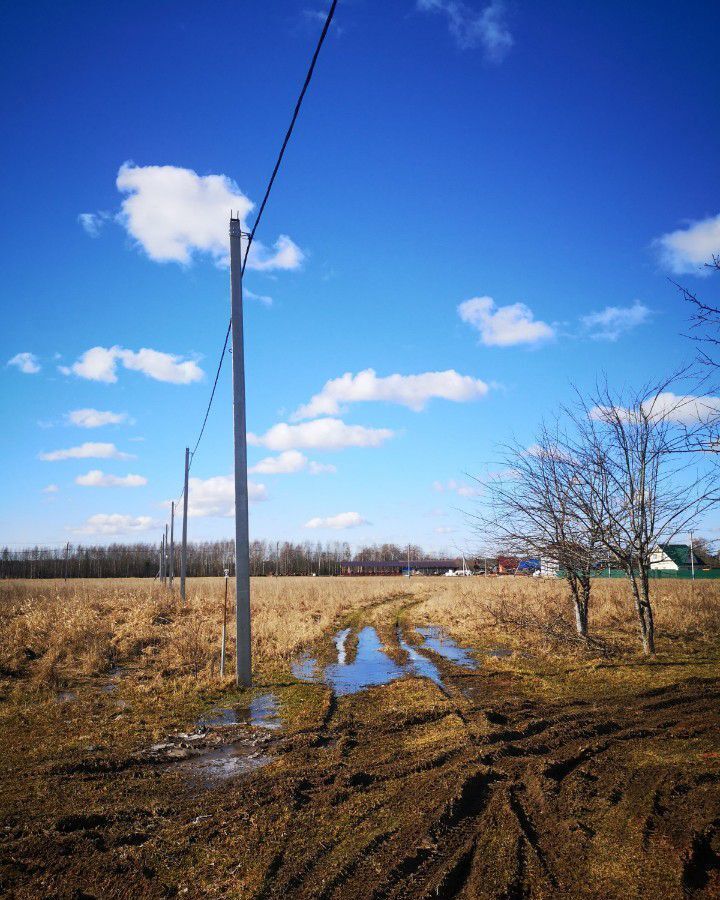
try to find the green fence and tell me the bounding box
[557,568,720,580]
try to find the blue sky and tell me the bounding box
[2,0,719,550]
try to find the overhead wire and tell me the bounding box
[173,0,339,505]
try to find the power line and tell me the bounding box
[178,0,339,496]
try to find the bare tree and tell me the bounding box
[678,256,720,367]
[566,376,720,654]
[480,423,602,640]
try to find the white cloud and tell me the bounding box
[292,368,490,420]
[72,514,157,536]
[304,511,368,530]
[308,461,337,474]
[67,408,129,428]
[590,392,720,426]
[42,484,59,494]
[655,214,720,275]
[458,296,555,347]
[417,0,513,60]
[248,450,336,475]
[39,442,134,461]
[580,301,650,341]
[249,450,307,474]
[433,479,482,497]
[78,211,110,237]
[245,288,273,306]
[75,470,147,487]
[7,352,40,374]
[59,346,203,384]
[185,474,268,518]
[114,163,304,270]
[248,417,394,451]
[435,526,456,534]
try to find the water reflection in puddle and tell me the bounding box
[198,693,281,730]
[324,627,404,696]
[415,627,477,668]
[397,633,443,686]
[176,745,271,785]
[293,626,450,695]
[291,653,319,682]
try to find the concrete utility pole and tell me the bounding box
[230,214,252,687]
[169,502,175,588]
[180,447,189,602]
[164,524,169,586]
[64,542,70,582]
[160,533,165,583]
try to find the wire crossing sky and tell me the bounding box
[1,0,719,548]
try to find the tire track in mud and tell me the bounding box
[247,597,720,899]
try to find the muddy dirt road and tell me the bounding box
[2,596,719,899]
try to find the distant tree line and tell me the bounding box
[0,540,440,580]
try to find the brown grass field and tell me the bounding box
[1,576,719,898]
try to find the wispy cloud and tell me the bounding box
[590,392,720,426]
[304,511,368,530]
[66,408,130,428]
[39,442,135,461]
[248,418,394,451]
[654,214,720,275]
[77,211,110,237]
[7,352,40,374]
[417,0,513,60]
[59,346,203,384]
[580,301,651,341]
[42,484,59,494]
[432,479,482,497]
[291,368,490,420]
[75,470,147,487]
[245,288,274,306]
[458,296,555,347]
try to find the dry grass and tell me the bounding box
[0,576,425,690]
[0,575,718,696]
[411,575,720,658]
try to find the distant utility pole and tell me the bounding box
[180,447,189,602]
[169,502,175,588]
[407,543,411,578]
[160,533,165,583]
[230,214,252,688]
[64,542,70,582]
[164,524,169,587]
[690,531,695,581]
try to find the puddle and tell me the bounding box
[293,625,493,696]
[397,632,443,686]
[100,666,126,694]
[198,707,238,727]
[56,691,77,703]
[175,744,271,785]
[415,627,477,668]
[323,626,404,696]
[487,647,513,658]
[291,652,319,682]
[198,693,281,730]
[334,627,351,665]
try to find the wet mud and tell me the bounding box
[2,608,720,899]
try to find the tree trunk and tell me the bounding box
[629,569,655,655]
[566,573,589,639]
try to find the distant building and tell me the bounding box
[650,544,704,572]
[340,558,474,576]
